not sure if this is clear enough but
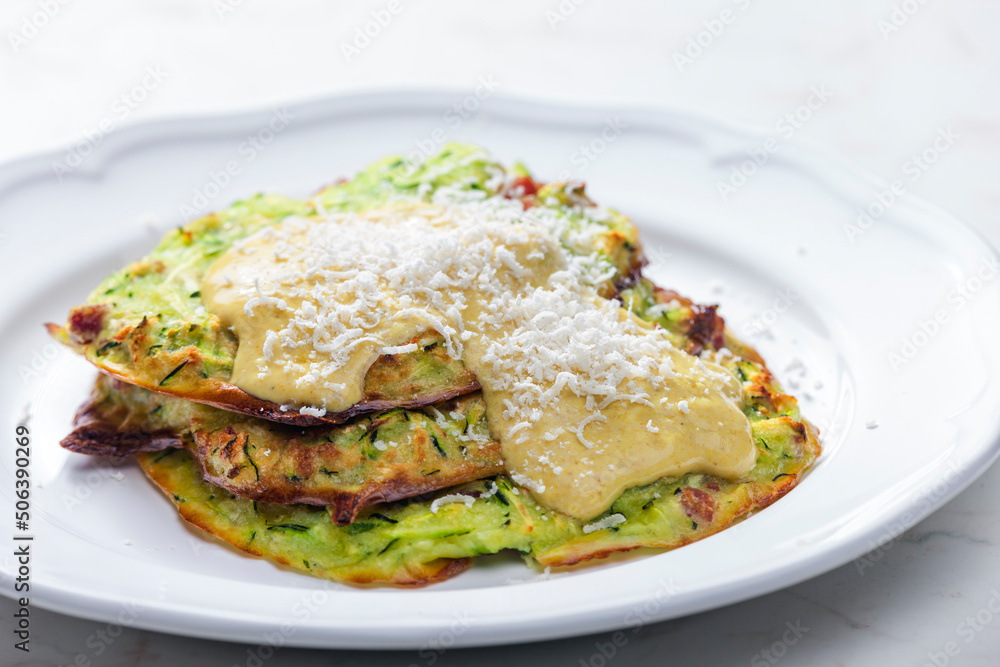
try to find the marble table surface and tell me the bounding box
[1,1,999,664]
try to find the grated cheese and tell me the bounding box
[430,493,476,513]
[582,513,626,534]
[202,192,754,519]
[381,343,418,355]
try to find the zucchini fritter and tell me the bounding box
[64,280,820,585]
[48,144,642,426]
[65,375,501,525]
[135,401,816,586]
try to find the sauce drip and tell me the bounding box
[202,200,755,519]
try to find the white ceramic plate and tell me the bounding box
[1,92,999,649]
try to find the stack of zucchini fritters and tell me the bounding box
[49,144,820,585]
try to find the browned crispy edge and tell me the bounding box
[47,320,481,427]
[60,378,504,524]
[645,286,727,356]
[193,425,504,525]
[44,228,643,429]
[536,418,821,567]
[136,451,471,587]
[60,391,181,456]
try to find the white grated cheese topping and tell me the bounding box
[510,471,547,494]
[203,191,753,519]
[213,196,670,440]
[582,513,626,534]
[430,493,477,513]
[381,343,418,355]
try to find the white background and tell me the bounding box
[1,1,999,665]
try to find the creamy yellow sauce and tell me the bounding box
[203,231,430,413]
[202,202,756,519]
[481,350,753,519]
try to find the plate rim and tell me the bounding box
[4,88,1000,649]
